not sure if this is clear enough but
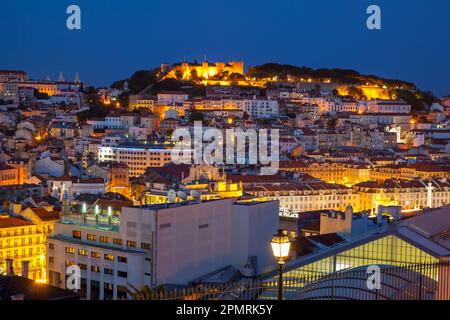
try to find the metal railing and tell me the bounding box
[147,262,450,300]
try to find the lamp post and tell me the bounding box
[270,229,291,300]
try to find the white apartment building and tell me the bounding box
[104,113,139,130]
[246,183,361,213]
[157,91,189,104]
[193,97,278,119]
[48,176,106,201]
[299,96,341,114]
[243,98,279,118]
[49,93,81,106]
[350,113,412,132]
[47,198,279,299]
[193,98,244,110]
[98,145,191,176]
[354,178,450,212]
[366,99,411,114]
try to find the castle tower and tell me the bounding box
[74,72,81,84]
[58,71,65,82]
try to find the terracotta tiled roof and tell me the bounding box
[29,208,59,221]
[0,216,33,229]
[0,163,14,170]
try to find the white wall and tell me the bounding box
[231,201,279,274]
[153,198,279,285]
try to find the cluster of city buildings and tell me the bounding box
[0,65,449,300]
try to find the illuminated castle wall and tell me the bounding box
[165,60,244,79]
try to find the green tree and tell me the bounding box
[111,69,160,94]
[83,86,102,106]
[175,70,183,80]
[327,117,338,129]
[77,105,113,122]
[393,89,434,113]
[189,111,204,122]
[190,69,199,81]
[347,86,367,100]
[229,73,245,81]
[117,92,130,109]
[314,84,321,95]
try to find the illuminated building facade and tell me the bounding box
[244,182,361,213]
[280,161,450,186]
[129,95,154,110]
[108,163,131,197]
[353,178,450,212]
[0,216,47,281]
[16,81,60,96]
[0,162,28,186]
[280,162,371,186]
[19,207,59,236]
[370,163,450,182]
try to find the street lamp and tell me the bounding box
[271,229,291,300]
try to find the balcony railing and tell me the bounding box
[62,214,120,228]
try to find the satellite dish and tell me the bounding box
[177,191,188,201]
[190,190,201,202]
[167,189,177,203]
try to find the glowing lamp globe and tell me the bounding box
[271,229,291,262]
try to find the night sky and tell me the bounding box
[1,0,449,95]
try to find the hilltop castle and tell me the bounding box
[162,59,244,80]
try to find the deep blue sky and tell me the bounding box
[1,0,449,95]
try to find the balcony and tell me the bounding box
[61,213,120,230]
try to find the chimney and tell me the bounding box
[345,205,353,220]
[21,260,30,279]
[377,206,383,225]
[5,258,14,276]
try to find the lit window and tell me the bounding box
[104,254,114,261]
[73,230,82,239]
[65,247,76,254]
[113,238,123,246]
[91,266,100,273]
